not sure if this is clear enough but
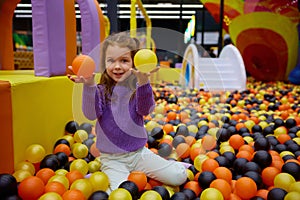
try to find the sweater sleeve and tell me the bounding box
[136,82,155,116]
[82,84,97,120]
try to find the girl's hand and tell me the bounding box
[131,66,160,86]
[67,66,96,86]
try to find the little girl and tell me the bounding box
[68,32,187,192]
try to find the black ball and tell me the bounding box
[252,125,262,133]
[79,123,93,134]
[267,188,287,200]
[65,120,79,134]
[242,162,262,174]
[55,152,69,168]
[147,135,159,149]
[222,152,236,164]
[54,139,70,149]
[2,195,22,200]
[252,150,272,169]
[150,127,164,140]
[251,197,265,200]
[281,162,300,180]
[197,171,216,189]
[158,143,173,158]
[0,174,18,197]
[181,188,196,200]
[244,171,263,189]
[188,165,198,175]
[119,180,139,200]
[88,190,109,200]
[274,144,287,153]
[274,118,285,128]
[152,186,170,200]
[216,128,231,142]
[233,158,248,175]
[172,136,186,148]
[170,192,188,200]
[214,156,230,168]
[254,138,270,151]
[40,154,60,171]
[285,118,296,129]
[83,138,95,149]
[176,125,189,137]
[287,143,300,153]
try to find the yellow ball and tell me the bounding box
[70,159,89,176]
[134,49,157,73]
[274,173,296,191]
[74,130,88,143]
[88,160,101,173]
[48,175,69,190]
[25,144,46,163]
[140,190,162,200]
[89,171,110,192]
[284,192,300,200]
[70,179,93,199]
[72,143,89,159]
[13,170,32,182]
[200,188,224,200]
[14,161,35,175]
[109,188,132,200]
[39,192,63,200]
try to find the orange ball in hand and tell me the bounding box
[72,55,96,78]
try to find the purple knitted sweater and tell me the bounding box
[82,82,155,154]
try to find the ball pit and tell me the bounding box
[0,78,300,199]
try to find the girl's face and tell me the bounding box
[105,44,133,83]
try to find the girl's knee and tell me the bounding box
[169,164,188,186]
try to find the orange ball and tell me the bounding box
[210,179,232,200]
[201,158,219,172]
[35,168,56,185]
[71,55,95,78]
[184,181,202,196]
[256,189,269,199]
[45,181,66,196]
[163,123,174,134]
[190,147,205,161]
[236,150,253,161]
[176,142,190,159]
[261,166,281,186]
[65,170,84,185]
[18,176,45,200]
[235,177,257,199]
[201,135,216,151]
[53,144,71,156]
[167,111,177,121]
[213,167,232,183]
[62,189,86,200]
[128,171,148,192]
[229,134,245,150]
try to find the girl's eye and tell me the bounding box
[106,59,114,63]
[121,59,129,63]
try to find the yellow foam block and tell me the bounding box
[0,70,75,173]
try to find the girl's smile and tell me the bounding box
[105,45,133,82]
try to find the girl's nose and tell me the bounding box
[114,61,121,69]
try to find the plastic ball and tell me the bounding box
[53,144,71,156]
[70,159,89,176]
[140,190,162,200]
[274,173,296,191]
[79,122,93,134]
[235,177,257,199]
[261,166,280,186]
[134,49,157,73]
[158,143,173,158]
[39,192,63,200]
[62,189,86,200]
[70,179,93,199]
[44,181,66,196]
[152,185,170,200]
[175,125,189,137]
[0,173,18,198]
[210,179,231,199]
[12,170,32,183]
[252,150,272,169]
[197,171,216,189]
[89,171,110,192]
[109,188,133,200]
[18,176,45,200]
[14,161,35,175]
[267,188,287,200]
[25,144,46,163]
[72,54,96,78]
[127,171,147,192]
[200,188,224,200]
[284,191,300,200]
[281,161,300,180]
[88,160,101,173]
[40,154,60,171]
[48,174,69,190]
[119,180,139,200]
[54,138,70,148]
[65,121,79,134]
[72,143,89,159]
[89,191,109,200]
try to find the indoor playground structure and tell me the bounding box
[0,0,300,199]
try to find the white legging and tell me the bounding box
[99,147,187,192]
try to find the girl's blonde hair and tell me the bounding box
[99,32,140,101]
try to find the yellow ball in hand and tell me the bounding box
[134,49,158,73]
